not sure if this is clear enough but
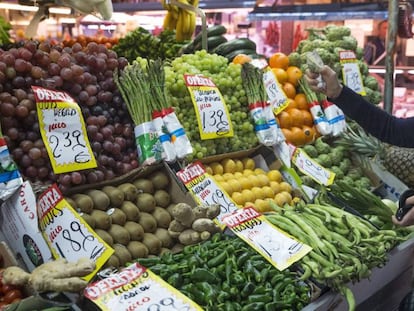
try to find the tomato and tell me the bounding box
[1,284,17,294]
[3,290,22,304]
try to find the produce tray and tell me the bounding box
[302,237,414,311]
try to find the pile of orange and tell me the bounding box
[268,52,319,146]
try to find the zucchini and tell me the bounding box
[214,38,257,56]
[194,35,228,52]
[224,49,257,62]
[192,25,227,47]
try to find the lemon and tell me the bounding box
[235,159,244,172]
[267,170,283,182]
[254,168,266,175]
[244,201,255,208]
[204,165,213,175]
[213,174,224,182]
[221,158,237,173]
[240,177,253,190]
[274,192,290,206]
[231,191,245,206]
[234,172,243,179]
[228,179,242,193]
[222,172,234,181]
[279,181,292,193]
[249,175,260,188]
[251,186,265,200]
[243,169,254,176]
[254,199,271,213]
[241,189,256,203]
[219,181,233,195]
[210,162,224,175]
[242,157,255,170]
[256,174,270,187]
[280,191,292,204]
[269,181,281,194]
[261,186,275,199]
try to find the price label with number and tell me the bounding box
[292,147,335,186]
[222,207,312,270]
[84,263,203,311]
[339,50,366,96]
[184,74,233,140]
[263,68,289,114]
[37,184,113,280]
[33,86,97,174]
[176,161,239,225]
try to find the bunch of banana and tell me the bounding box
[162,0,198,42]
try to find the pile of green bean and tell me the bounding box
[135,233,312,311]
[267,202,403,311]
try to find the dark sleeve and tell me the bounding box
[330,86,414,148]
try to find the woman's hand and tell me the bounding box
[304,65,343,99]
[392,195,414,226]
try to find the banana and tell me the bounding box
[163,11,173,30]
[190,0,199,7]
[185,11,196,39]
[175,10,185,42]
[180,9,191,37]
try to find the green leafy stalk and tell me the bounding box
[147,59,169,111]
[241,63,267,104]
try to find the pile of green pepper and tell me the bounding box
[135,233,312,311]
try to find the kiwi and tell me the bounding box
[160,248,172,256]
[108,224,131,245]
[113,244,132,266]
[136,193,156,213]
[142,233,162,255]
[95,228,114,246]
[86,190,110,211]
[153,190,171,208]
[81,213,96,229]
[104,254,120,268]
[149,171,169,190]
[72,194,93,213]
[102,186,125,208]
[107,208,127,226]
[65,197,78,210]
[171,243,185,254]
[133,178,154,194]
[152,207,172,229]
[124,221,144,241]
[138,212,158,233]
[118,183,139,202]
[120,201,140,222]
[90,210,112,230]
[127,241,149,259]
[166,203,176,217]
[154,228,174,248]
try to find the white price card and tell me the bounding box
[84,263,203,311]
[176,161,239,225]
[222,207,312,271]
[184,74,233,140]
[339,50,366,96]
[32,86,97,174]
[292,147,335,186]
[263,68,289,114]
[37,184,113,280]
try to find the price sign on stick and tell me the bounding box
[32,86,97,174]
[176,161,239,225]
[263,69,289,114]
[339,50,366,96]
[184,74,233,140]
[84,263,203,311]
[37,184,113,280]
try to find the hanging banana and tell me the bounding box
[162,0,198,41]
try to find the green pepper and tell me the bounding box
[167,273,182,288]
[230,271,246,286]
[207,251,227,267]
[190,268,217,283]
[241,302,266,311]
[224,301,235,311]
[217,291,231,303]
[264,301,290,311]
[137,257,161,267]
[247,294,272,304]
[236,252,250,267]
[196,282,217,305]
[260,268,270,282]
[270,273,285,286]
[241,282,255,297]
[225,257,234,283]
[252,285,269,295]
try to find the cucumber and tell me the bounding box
[224,49,257,62]
[214,38,257,56]
[193,25,227,47]
[194,35,228,52]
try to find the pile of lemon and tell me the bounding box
[204,157,296,213]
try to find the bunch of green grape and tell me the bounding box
[165,50,258,160]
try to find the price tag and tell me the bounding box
[176,161,239,225]
[263,68,289,114]
[184,74,233,140]
[292,148,335,186]
[37,184,113,280]
[84,263,202,311]
[222,207,311,270]
[339,50,366,96]
[32,86,97,174]
[251,58,269,70]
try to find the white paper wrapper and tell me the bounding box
[322,100,346,137]
[263,102,285,145]
[249,102,275,146]
[134,121,163,166]
[152,115,176,162]
[162,108,193,159]
[0,139,23,203]
[308,101,332,136]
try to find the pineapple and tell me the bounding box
[336,124,414,188]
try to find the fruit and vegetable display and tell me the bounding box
[181,25,228,54]
[134,233,313,311]
[162,0,198,41]
[0,16,11,47]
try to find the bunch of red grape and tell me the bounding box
[0,40,139,193]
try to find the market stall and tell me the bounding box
[0,1,414,310]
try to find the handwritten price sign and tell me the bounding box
[84,263,202,311]
[37,184,113,280]
[339,50,366,96]
[184,74,233,140]
[176,161,239,225]
[33,86,97,174]
[263,69,289,114]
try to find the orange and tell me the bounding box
[286,98,298,109]
[281,128,293,143]
[232,53,252,65]
[294,93,309,110]
[269,52,290,70]
[286,108,303,127]
[282,82,297,99]
[271,68,288,85]
[302,125,317,143]
[286,66,303,86]
[289,126,307,146]
[301,109,314,126]
[276,111,292,128]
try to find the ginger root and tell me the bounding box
[3,257,95,293]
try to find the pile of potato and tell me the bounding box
[65,170,216,268]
